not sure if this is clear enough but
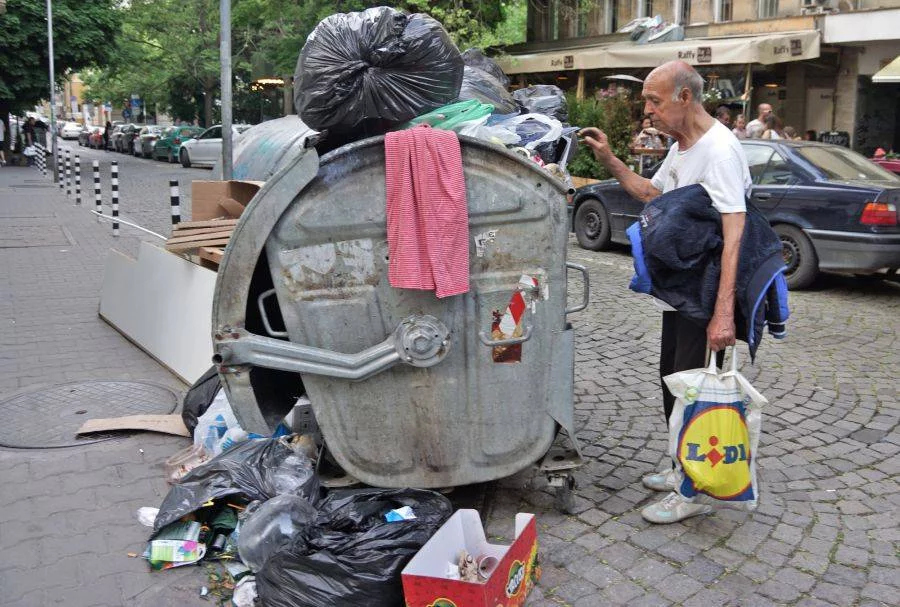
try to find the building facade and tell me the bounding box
[499,0,900,153]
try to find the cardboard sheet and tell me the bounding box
[77,414,191,437]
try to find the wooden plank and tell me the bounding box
[173,218,239,230]
[166,229,234,245]
[171,225,236,238]
[77,414,191,437]
[165,237,231,252]
[198,247,224,264]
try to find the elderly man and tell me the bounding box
[745,103,772,139]
[580,61,750,524]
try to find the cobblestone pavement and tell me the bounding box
[1,160,898,606]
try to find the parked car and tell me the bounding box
[78,125,100,147]
[569,140,900,289]
[59,121,82,140]
[108,125,128,152]
[871,156,900,176]
[88,128,105,149]
[152,125,203,163]
[134,126,164,158]
[179,124,252,168]
[115,124,142,154]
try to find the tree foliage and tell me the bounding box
[83,0,525,125]
[566,92,637,179]
[0,0,120,114]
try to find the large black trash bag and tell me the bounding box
[153,437,320,533]
[457,66,518,114]
[294,7,464,131]
[181,365,221,436]
[462,48,510,88]
[513,84,568,123]
[255,488,453,607]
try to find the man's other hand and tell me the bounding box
[707,314,737,351]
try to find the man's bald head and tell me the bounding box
[757,103,772,119]
[646,61,704,105]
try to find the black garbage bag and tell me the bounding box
[153,437,320,532]
[457,66,518,114]
[461,48,509,88]
[294,7,464,131]
[181,365,221,436]
[513,84,568,123]
[255,488,453,607]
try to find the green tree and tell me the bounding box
[0,0,119,146]
[567,92,637,179]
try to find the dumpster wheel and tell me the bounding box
[552,473,578,514]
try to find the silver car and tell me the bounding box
[179,124,252,168]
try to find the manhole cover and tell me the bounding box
[0,381,179,448]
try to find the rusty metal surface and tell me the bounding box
[214,133,579,488]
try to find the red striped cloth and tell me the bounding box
[385,125,469,298]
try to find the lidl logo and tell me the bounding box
[506,560,526,597]
[677,403,753,501]
[427,599,457,607]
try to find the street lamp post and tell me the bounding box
[46,0,59,183]
[220,0,233,180]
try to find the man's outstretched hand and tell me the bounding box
[579,127,613,164]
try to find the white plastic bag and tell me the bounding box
[458,114,521,145]
[664,348,766,510]
[499,113,563,151]
[193,389,249,456]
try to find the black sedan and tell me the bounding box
[570,140,900,289]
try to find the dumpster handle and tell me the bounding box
[257,289,289,338]
[565,262,590,315]
[478,325,533,347]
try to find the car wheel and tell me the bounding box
[168,150,175,164]
[774,224,818,290]
[180,149,191,168]
[574,197,612,251]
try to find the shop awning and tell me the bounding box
[498,30,820,75]
[872,55,900,83]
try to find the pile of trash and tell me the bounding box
[142,375,453,606]
[293,6,580,185]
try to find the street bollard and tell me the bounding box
[93,160,102,221]
[64,149,72,197]
[58,148,63,190]
[111,161,119,237]
[39,144,46,177]
[35,144,44,176]
[169,180,181,225]
[74,155,81,206]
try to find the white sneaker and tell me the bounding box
[641,492,712,524]
[641,468,678,492]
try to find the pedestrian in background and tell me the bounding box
[0,119,6,166]
[103,121,112,151]
[715,106,732,128]
[804,129,817,141]
[580,60,749,524]
[745,103,772,138]
[783,126,802,140]
[761,114,785,139]
[732,114,748,139]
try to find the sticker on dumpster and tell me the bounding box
[426,599,457,607]
[491,275,539,363]
[474,229,498,258]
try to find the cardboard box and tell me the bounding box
[191,180,264,221]
[402,510,539,607]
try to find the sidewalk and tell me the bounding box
[0,165,205,605]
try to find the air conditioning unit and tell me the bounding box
[800,0,839,15]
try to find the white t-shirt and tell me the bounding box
[651,120,751,214]
[745,118,764,139]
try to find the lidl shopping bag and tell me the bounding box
[664,348,766,509]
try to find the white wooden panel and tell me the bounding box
[100,242,216,384]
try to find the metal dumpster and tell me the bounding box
[212,119,587,491]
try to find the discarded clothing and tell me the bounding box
[385,125,469,298]
[627,184,790,359]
